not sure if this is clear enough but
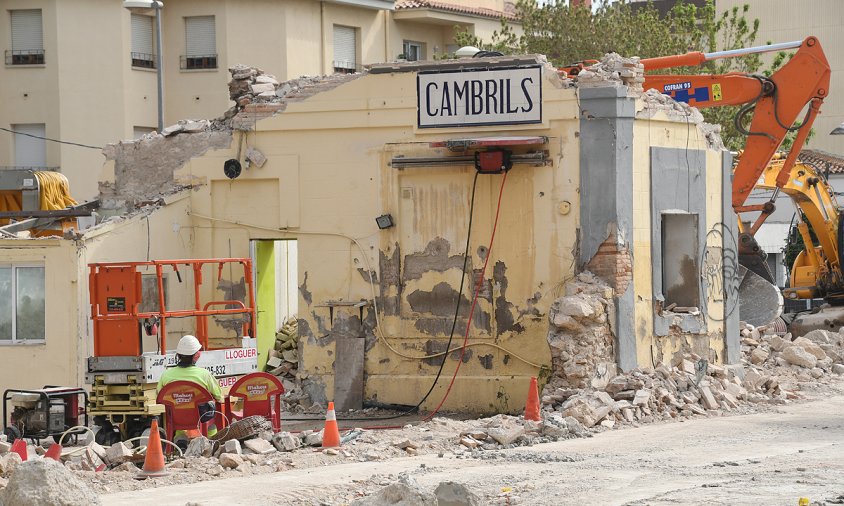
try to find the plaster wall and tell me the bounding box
[174,66,579,413]
[631,109,729,368]
[0,195,194,398]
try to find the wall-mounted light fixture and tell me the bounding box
[223,159,242,179]
[375,214,395,229]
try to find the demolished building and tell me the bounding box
[0,54,739,414]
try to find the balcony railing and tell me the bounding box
[5,50,45,66]
[131,52,156,69]
[180,54,217,70]
[333,60,361,74]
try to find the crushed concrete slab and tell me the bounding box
[0,459,101,506]
[352,475,437,506]
[434,481,481,506]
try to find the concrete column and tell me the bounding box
[578,86,637,372]
[722,151,741,363]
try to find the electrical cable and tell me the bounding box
[283,170,483,423]
[423,170,509,421]
[187,213,543,368]
[0,126,103,150]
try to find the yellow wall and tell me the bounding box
[168,66,582,413]
[0,195,193,395]
[631,107,727,367]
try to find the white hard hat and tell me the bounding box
[176,335,202,356]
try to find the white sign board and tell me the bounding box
[417,66,542,128]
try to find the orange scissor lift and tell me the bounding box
[86,258,258,445]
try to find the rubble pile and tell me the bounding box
[0,459,101,506]
[224,64,360,120]
[545,272,617,390]
[576,53,645,93]
[266,317,299,384]
[541,323,844,430]
[638,87,705,122]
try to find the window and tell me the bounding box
[131,14,156,69]
[12,124,46,168]
[333,25,357,73]
[402,40,424,61]
[0,265,46,343]
[661,213,700,308]
[7,9,44,65]
[182,16,217,70]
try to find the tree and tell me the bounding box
[455,1,798,151]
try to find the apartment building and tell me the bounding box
[0,0,519,199]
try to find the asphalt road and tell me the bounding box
[102,393,844,505]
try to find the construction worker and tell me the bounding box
[157,335,222,446]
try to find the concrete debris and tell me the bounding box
[243,438,275,455]
[185,436,214,458]
[226,64,362,130]
[271,432,301,452]
[0,454,21,477]
[223,439,242,455]
[104,442,133,464]
[782,346,818,369]
[218,453,244,469]
[576,53,645,95]
[352,475,437,506]
[434,481,482,506]
[245,146,267,168]
[638,88,705,123]
[546,272,615,390]
[0,459,101,506]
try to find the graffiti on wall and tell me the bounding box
[699,222,739,323]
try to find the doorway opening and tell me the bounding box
[250,239,298,369]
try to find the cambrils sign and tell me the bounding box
[417,66,542,128]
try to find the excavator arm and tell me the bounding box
[640,37,831,219]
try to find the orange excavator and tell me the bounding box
[562,37,834,327]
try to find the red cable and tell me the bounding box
[423,171,509,421]
[289,171,509,432]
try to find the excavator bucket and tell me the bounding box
[737,265,784,327]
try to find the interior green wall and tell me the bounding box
[255,241,276,370]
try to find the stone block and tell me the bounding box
[272,432,301,452]
[782,346,817,368]
[219,453,244,469]
[105,442,133,464]
[224,439,242,455]
[792,337,827,360]
[243,438,275,455]
[185,436,213,458]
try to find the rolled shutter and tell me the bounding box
[131,14,154,55]
[11,10,43,51]
[185,16,216,56]
[333,25,356,70]
[13,124,47,168]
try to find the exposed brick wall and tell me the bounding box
[585,232,632,295]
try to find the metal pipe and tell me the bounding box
[154,1,164,133]
[703,40,802,61]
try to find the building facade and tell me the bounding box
[0,0,519,199]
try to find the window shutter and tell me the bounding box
[13,124,47,168]
[131,14,154,55]
[333,25,356,70]
[185,16,216,56]
[11,10,43,51]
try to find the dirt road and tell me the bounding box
[101,393,844,505]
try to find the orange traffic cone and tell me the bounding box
[322,402,341,448]
[45,442,62,461]
[524,376,541,421]
[10,439,27,461]
[137,419,167,478]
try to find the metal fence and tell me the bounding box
[131,52,156,69]
[180,54,217,70]
[5,50,45,65]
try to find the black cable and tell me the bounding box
[284,170,482,422]
[0,126,103,150]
